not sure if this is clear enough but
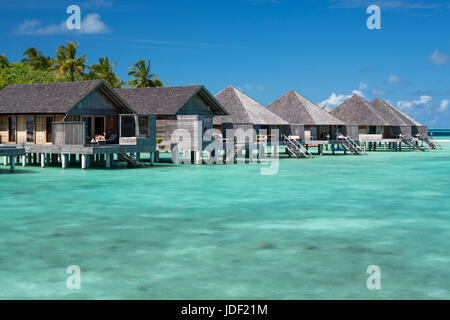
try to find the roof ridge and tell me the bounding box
[232,87,260,122]
[117,85,203,90]
[292,90,317,120]
[353,95,393,125]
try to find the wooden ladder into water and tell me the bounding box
[283,135,313,158]
[119,151,148,167]
[421,137,442,150]
[341,136,365,155]
[401,138,426,152]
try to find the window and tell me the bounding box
[368,126,377,134]
[26,116,34,142]
[138,116,149,137]
[8,116,16,142]
[121,116,135,138]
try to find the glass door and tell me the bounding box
[82,117,93,142]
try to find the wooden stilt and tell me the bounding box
[150,152,155,166]
[61,154,67,169]
[106,153,111,168]
[81,154,87,170]
[9,156,15,172]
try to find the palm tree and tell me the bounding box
[49,41,87,81]
[88,57,124,88]
[127,60,163,88]
[21,47,51,71]
[0,54,9,68]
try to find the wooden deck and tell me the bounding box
[23,143,154,155]
[0,146,25,172]
[0,146,26,157]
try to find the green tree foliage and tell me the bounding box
[0,54,9,68]
[0,43,167,90]
[87,57,124,88]
[21,47,51,71]
[127,60,164,88]
[0,62,58,90]
[49,41,87,81]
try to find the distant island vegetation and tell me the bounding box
[0,41,167,90]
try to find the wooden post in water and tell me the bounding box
[61,154,67,169]
[81,154,87,170]
[106,153,111,168]
[150,152,155,166]
[40,154,45,168]
[191,151,201,165]
[9,156,15,172]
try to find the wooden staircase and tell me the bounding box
[340,136,365,155]
[401,138,426,152]
[119,151,148,167]
[420,137,442,150]
[282,135,313,158]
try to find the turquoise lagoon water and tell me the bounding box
[0,143,450,299]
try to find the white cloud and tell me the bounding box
[15,13,109,35]
[387,74,400,83]
[318,93,351,107]
[397,95,432,109]
[319,88,365,107]
[429,49,449,65]
[80,13,109,34]
[15,19,66,35]
[439,99,449,112]
[359,82,367,90]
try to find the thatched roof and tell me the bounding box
[267,90,344,125]
[330,95,397,126]
[0,80,133,114]
[214,86,288,125]
[116,85,227,116]
[322,105,332,113]
[370,98,409,126]
[382,99,423,127]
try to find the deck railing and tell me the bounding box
[52,122,85,145]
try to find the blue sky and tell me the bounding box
[1,0,449,127]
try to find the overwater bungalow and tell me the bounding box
[214,86,288,143]
[370,97,411,137]
[330,95,400,143]
[376,99,428,138]
[267,90,345,143]
[116,86,228,164]
[0,80,156,169]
